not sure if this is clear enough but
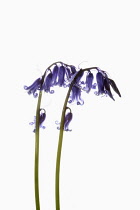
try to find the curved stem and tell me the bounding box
[34,90,43,210]
[55,69,84,210]
[55,86,72,210]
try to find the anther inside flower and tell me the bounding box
[29,108,46,132]
[56,107,73,131]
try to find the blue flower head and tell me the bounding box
[57,65,66,87]
[108,78,121,97]
[96,70,121,100]
[69,85,84,105]
[96,72,105,95]
[84,72,94,93]
[52,65,59,85]
[56,107,73,131]
[29,108,46,132]
[43,72,54,94]
[64,109,73,131]
[24,77,43,98]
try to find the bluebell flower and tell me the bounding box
[51,64,78,87]
[57,65,66,87]
[56,108,73,131]
[43,72,54,94]
[96,72,105,95]
[24,77,43,98]
[29,108,46,132]
[65,65,77,80]
[69,85,84,105]
[104,77,115,100]
[84,72,94,93]
[64,111,73,131]
[52,65,59,85]
[96,71,121,100]
[65,66,71,81]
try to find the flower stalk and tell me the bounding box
[34,90,43,210]
[24,62,121,210]
[55,69,83,210]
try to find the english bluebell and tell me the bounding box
[96,71,119,100]
[43,72,54,94]
[29,108,46,132]
[57,65,66,87]
[104,77,115,100]
[64,111,73,131]
[24,77,43,98]
[68,85,84,105]
[108,78,121,97]
[52,65,59,86]
[56,108,73,131]
[84,72,94,93]
[96,72,105,95]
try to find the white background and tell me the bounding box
[0,0,140,209]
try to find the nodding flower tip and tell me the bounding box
[84,72,94,93]
[24,77,43,97]
[43,72,54,94]
[96,71,121,100]
[64,111,73,131]
[29,108,46,132]
[56,108,73,131]
[68,85,84,105]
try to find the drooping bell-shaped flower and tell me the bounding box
[52,65,59,86]
[69,85,84,105]
[57,65,66,87]
[43,72,54,94]
[24,77,43,98]
[55,107,73,131]
[96,70,121,100]
[108,78,121,97]
[96,72,105,95]
[64,111,73,131]
[29,108,46,132]
[84,72,94,93]
[104,77,115,100]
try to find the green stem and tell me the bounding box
[55,69,84,210]
[55,86,72,210]
[34,90,43,210]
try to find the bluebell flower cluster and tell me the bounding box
[68,68,121,105]
[25,62,121,131]
[29,108,46,132]
[24,62,77,97]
